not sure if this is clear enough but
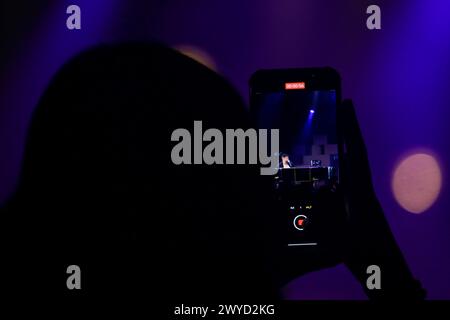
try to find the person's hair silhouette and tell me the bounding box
[2,43,279,301]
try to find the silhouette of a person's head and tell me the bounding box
[3,43,279,301]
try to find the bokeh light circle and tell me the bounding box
[392,153,442,214]
[174,45,217,71]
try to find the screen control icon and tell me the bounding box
[293,214,308,231]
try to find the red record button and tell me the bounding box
[293,215,308,231]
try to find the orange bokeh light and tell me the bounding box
[392,153,442,214]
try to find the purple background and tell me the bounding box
[1,0,449,299]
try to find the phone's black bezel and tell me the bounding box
[249,67,346,235]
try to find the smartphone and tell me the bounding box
[250,68,344,247]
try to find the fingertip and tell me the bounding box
[341,99,355,117]
[340,99,372,183]
[342,99,353,108]
[340,98,358,134]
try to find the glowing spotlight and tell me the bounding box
[174,45,217,71]
[392,152,442,214]
[309,109,315,114]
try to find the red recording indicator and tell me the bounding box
[293,214,307,231]
[285,81,305,90]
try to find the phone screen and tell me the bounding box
[251,69,341,247]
